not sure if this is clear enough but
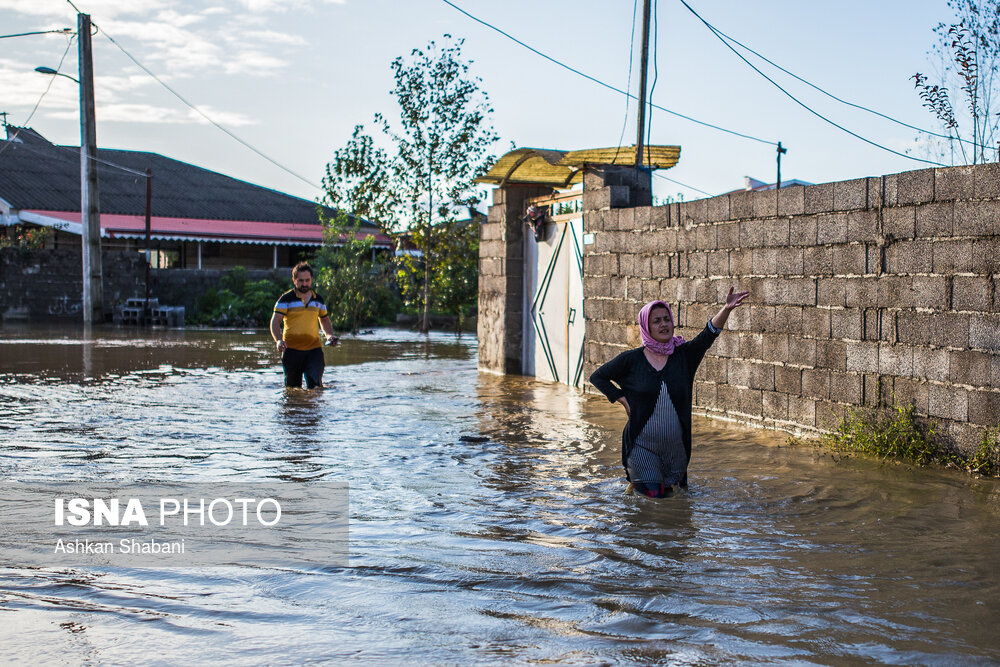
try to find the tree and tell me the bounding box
[323,35,498,333]
[913,0,1000,164]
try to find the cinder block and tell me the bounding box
[715,222,739,249]
[642,279,662,301]
[706,250,730,277]
[694,380,718,409]
[706,195,731,222]
[739,388,764,417]
[699,355,728,383]
[878,343,914,376]
[804,182,835,214]
[727,358,755,387]
[884,206,916,239]
[760,277,817,306]
[816,212,849,244]
[911,276,951,310]
[834,178,867,211]
[740,332,765,359]
[739,220,766,248]
[696,224,717,250]
[802,308,831,338]
[817,278,847,307]
[788,338,817,366]
[932,239,974,274]
[617,207,636,231]
[816,339,848,371]
[779,186,806,216]
[752,248,779,276]
[802,246,833,276]
[846,341,879,373]
[968,390,1000,426]
[788,396,817,427]
[763,333,790,361]
[843,278,878,309]
[802,368,831,399]
[634,206,652,230]
[847,210,879,243]
[970,314,1000,352]
[950,349,992,387]
[935,165,975,201]
[790,215,818,246]
[816,400,848,430]
[774,306,804,335]
[954,199,1000,238]
[892,376,929,414]
[775,364,802,393]
[583,276,611,300]
[923,312,970,348]
[753,190,779,219]
[763,218,791,246]
[866,176,886,208]
[830,307,863,340]
[680,198,708,226]
[897,168,935,205]
[973,161,1000,199]
[952,276,993,312]
[832,244,867,276]
[730,191,754,219]
[915,202,954,238]
[749,305,776,333]
[885,240,934,274]
[928,384,968,421]
[686,252,708,277]
[763,390,789,420]
[712,331,739,358]
[650,205,669,230]
[583,187,612,211]
[830,371,862,404]
[716,383,742,413]
[729,249,755,276]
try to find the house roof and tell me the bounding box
[0,126,385,245]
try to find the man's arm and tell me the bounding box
[270,312,286,352]
[319,315,338,346]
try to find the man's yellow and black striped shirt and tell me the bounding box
[274,289,328,351]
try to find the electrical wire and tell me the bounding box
[678,0,946,167]
[0,34,76,157]
[703,15,981,149]
[653,171,711,196]
[0,29,73,40]
[96,28,321,190]
[612,0,639,165]
[439,0,776,146]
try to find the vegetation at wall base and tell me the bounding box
[191,266,285,327]
[0,224,51,254]
[787,403,1000,478]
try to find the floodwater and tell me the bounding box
[1,324,999,665]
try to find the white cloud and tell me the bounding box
[234,0,345,13]
[240,29,306,46]
[45,102,257,127]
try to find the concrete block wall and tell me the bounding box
[478,184,552,374]
[582,164,1000,453]
[0,247,145,321]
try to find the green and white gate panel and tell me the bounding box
[523,217,585,387]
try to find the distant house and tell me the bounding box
[0,125,391,269]
[726,175,814,194]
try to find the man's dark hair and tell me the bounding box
[292,262,313,279]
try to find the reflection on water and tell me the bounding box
[1,324,999,664]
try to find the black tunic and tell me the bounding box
[589,322,720,485]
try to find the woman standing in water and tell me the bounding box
[590,288,749,497]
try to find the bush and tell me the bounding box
[968,426,1000,477]
[191,266,286,327]
[822,403,952,467]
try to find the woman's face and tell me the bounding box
[648,306,674,343]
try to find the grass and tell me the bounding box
[786,402,1000,478]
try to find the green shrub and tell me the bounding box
[191,266,285,327]
[968,426,1000,477]
[821,403,956,467]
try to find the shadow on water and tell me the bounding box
[0,324,999,664]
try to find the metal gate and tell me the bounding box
[523,193,585,387]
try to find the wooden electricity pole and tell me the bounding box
[78,13,103,324]
[635,0,652,171]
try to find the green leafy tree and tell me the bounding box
[323,35,497,332]
[312,211,398,332]
[913,0,1000,164]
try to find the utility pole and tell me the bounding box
[144,169,152,323]
[776,141,787,190]
[78,13,103,324]
[635,0,652,171]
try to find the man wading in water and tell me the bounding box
[270,262,338,389]
[590,287,749,497]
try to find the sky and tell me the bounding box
[0,0,967,207]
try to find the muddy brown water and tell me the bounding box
[1,324,998,665]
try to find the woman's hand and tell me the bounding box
[617,396,631,418]
[711,286,750,330]
[724,286,750,311]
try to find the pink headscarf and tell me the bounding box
[638,300,686,356]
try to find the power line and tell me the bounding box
[704,18,977,148]
[438,0,776,146]
[612,0,639,165]
[0,28,73,40]
[95,28,321,191]
[0,34,76,157]
[653,171,711,196]
[678,0,946,167]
